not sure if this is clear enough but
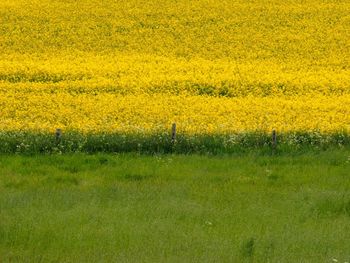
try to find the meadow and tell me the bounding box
[1,150,350,262]
[1,1,349,261]
[0,0,349,141]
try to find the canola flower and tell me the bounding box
[0,0,349,135]
[1,93,349,134]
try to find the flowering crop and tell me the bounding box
[0,0,349,135]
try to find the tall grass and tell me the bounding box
[0,131,349,154]
[0,151,349,262]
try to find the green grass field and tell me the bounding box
[1,150,349,262]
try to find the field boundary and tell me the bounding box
[0,130,349,154]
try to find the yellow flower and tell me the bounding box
[0,0,349,134]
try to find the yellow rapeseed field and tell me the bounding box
[1,0,349,134]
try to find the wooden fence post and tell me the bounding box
[55,128,62,143]
[272,129,277,150]
[171,123,176,144]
